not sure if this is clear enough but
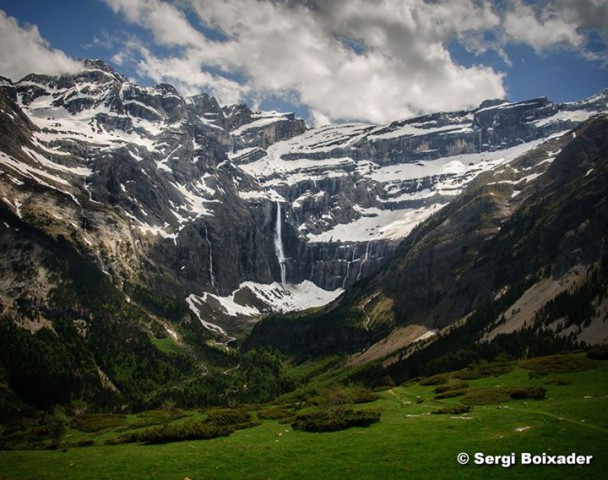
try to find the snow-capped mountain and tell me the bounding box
[238,92,607,243]
[0,59,606,342]
[247,114,608,362]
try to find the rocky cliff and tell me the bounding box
[247,115,608,361]
[1,60,606,345]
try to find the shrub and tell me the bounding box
[72,414,127,433]
[128,411,187,430]
[139,408,184,418]
[462,386,546,405]
[462,388,512,405]
[544,379,571,386]
[106,407,261,446]
[587,346,608,360]
[108,422,234,445]
[343,386,379,404]
[431,405,471,415]
[419,374,449,386]
[205,407,252,427]
[379,375,396,388]
[313,385,379,407]
[291,409,381,433]
[257,407,295,420]
[455,363,513,380]
[435,390,466,400]
[49,406,69,449]
[509,387,546,400]
[75,439,94,447]
[521,354,592,375]
[433,382,469,394]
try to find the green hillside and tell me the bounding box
[1,352,606,480]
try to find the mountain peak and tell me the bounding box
[478,98,507,110]
[79,58,128,84]
[82,58,117,74]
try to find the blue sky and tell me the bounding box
[1,0,607,125]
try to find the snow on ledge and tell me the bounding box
[186,281,343,336]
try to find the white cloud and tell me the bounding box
[103,0,205,46]
[100,0,607,124]
[502,0,608,59]
[102,0,507,123]
[565,0,608,37]
[0,10,82,80]
[503,0,585,51]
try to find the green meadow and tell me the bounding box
[1,353,606,480]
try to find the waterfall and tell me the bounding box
[342,245,357,289]
[205,226,216,290]
[342,260,350,290]
[356,242,371,281]
[274,201,288,284]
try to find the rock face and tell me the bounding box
[1,60,607,343]
[247,115,608,359]
[238,89,608,257]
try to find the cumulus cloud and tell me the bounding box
[100,0,607,124]
[102,0,507,124]
[503,0,585,51]
[563,0,608,39]
[501,0,608,60]
[0,10,82,80]
[104,0,205,46]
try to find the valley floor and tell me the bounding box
[1,354,607,480]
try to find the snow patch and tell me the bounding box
[308,204,446,242]
[189,281,343,320]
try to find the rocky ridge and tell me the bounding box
[247,114,608,365]
[0,59,606,343]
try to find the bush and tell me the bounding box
[462,388,512,405]
[106,407,260,446]
[433,382,468,394]
[49,406,69,449]
[205,407,252,427]
[435,390,466,400]
[292,408,381,433]
[379,375,396,388]
[521,354,592,375]
[587,346,608,360]
[75,439,95,447]
[108,422,234,445]
[72,414,127,433]
[257,407,295,420]
[419,374,449,386]
[454,363,513,380]
[509,386,546,400]
[349,387,380,404]
[544,379,571,386]
[462,386,546,405]
[432,405,471,415]
[128,411,186,430]
[312,385,379,407]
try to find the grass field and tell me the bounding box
[1,353,606,480]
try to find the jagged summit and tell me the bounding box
[81,58,121,74]
[478,98,506,109]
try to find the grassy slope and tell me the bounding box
[1,354,606,480]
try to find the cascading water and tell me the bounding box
[356,242,371,281]
[274,201,288,284]
[342,245,357,289]
[205,226,216,290]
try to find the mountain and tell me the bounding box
[0,59,607,410]
[247,114,608,375]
